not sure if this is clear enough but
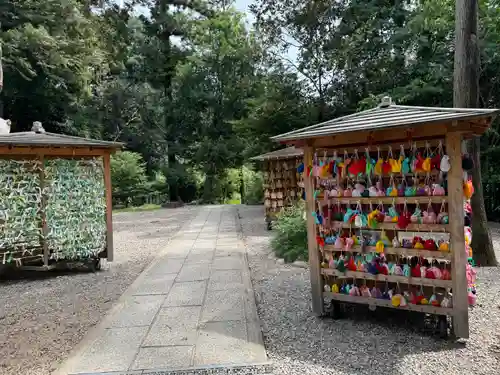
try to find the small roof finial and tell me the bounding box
[379,96,392,108]
[32,121,45,134]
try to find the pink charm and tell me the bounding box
[345,237,354,250]
[334,237,344,249]
[349,286,360,296]
[432,183,445,196]
[313,165,320,177]
[468,291,477,306]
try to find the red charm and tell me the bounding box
[397,212,411,229]
[411,264,421,278]
[431,154,441,170]
[347,257,357,271]
[423,239,437,251]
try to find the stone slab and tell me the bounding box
[176,264,211,282]
[142,306,201,346]
[194,321,266,366]
[214,248,244,258]
[212,256,244,270]
[146,258,185,275]
[186,250,214,264]
[201,289,244,322]
[208,270,243,291]
[131,274,176,296]
[131,346,194,370]
[105,295,165,328]
[66,326,149,373]
[163,281,207,307]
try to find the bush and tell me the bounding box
[111,151,147,206]
[163,164,199,203]
[270,201,308,263]
[243,166,263,204]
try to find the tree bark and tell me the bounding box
[453,0,497,265]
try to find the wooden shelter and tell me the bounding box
[0,123,122,270]
[250,147,303,229]
[271,97,499,339]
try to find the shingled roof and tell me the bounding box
[250,146,303,161]
[0,131,123,149]
[271,97,499,142]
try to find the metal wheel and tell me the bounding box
[437,316,448,339]
[89,259,101,272]
[327,299,342,320]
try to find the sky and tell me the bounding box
[233,0,255,22]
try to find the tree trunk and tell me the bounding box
[239,166,245,204]
[453,0,497,265]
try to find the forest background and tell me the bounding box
[1,0,500,217]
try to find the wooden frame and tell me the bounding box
[0,145,119,268]
[290,123,481,339]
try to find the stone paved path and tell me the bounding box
[55,206,267,375]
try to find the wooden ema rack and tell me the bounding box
[300,132,470,339]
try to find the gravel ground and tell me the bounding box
[0,206,198,375]
[238,205,500,375]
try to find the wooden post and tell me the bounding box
[446,131,469,338]
[103,153,114,262]
[38,154,49,267]
[303,145,324,316]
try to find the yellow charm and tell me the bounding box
[331,284,339,293]
[422,157,431,172]
[376,240,385,253]
[375,158,383,175]
[420,298,429,305]
[391,295,401,307]
[439,242,449,252]
[389,157,402,173]
[414,242,424,249]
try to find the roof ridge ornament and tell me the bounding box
[32,121,45,134]
[379,96,393,108]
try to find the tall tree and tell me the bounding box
[174,10,260,201]
[454,0,497,265]
[141,0,212,201]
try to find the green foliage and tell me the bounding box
[110,151,147,203]
[242,166,264,205]
[270,201,308,263]
[3,0,500,212]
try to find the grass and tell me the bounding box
[113,204,162,213]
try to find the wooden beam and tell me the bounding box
[315,138,444,154]
[445,131,469,338]
[103,153,114,262]
[0,146,115,157]
[279,118,493,149]
[303,145,324,316]
[38,155,50,267]
[311,124,450,149]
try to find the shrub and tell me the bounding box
[270,201,308,263]
[111,151,147,206]
[243,166,263,204]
